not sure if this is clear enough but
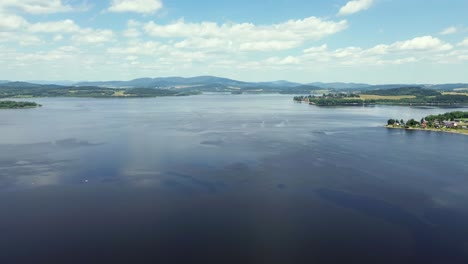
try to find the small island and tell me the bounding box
[0,100,41,109]
[386,111,468,135]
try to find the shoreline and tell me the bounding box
[385,125,468,136]
[296,99,468,107]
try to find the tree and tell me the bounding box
[387,119,395,125]
[406,119,420,127]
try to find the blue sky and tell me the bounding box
[1,0,467,84]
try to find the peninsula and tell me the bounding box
[385,111,468,135]
[294,87,468,106]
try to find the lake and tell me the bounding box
[1,94,467,264]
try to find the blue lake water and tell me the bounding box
[0,94,467,263]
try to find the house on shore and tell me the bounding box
[443,121,457,128]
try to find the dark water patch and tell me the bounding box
[53,138,101,147]
[169,172,220,193]
[317,188,468,263]
[200,139,224,146]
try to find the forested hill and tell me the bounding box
[0,83,199,98]
[363,87,441,96]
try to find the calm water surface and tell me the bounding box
[0,94,467,263]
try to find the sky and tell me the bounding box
[0,0,467,84]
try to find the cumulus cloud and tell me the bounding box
[0,32,42,46]
[389,36,453,51]
[458,38,468,47]
[301,35,454,66]
[108,0,163,14]
[145,17,347,40]
[439,26,458,35]
[338,0,374,16]
[144,17,348,52]
[0,0,73,14]
[266,56,301,65]
[303,44,328,54]
[364,36,453,54]
[28,20,81,33]
[239,41,300,52]
[0,14,28,30]
[1,16,114,45]
[72,30,115,44]
[122,20,142,38]
[107,41,167,55]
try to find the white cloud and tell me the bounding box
[239,41,300,52]
[15,19,116,45]
[338,0,374,16]
[0,0,73,14]
[390,36,453,51]
[273,56,301,65]
[440,26,458,35]
[174,38,232,51]
[458,38,468,47]
[0,14,28,30]
[389,57,418,65]
[72,30,115,44]
[123,20,142,38]
[144,17,347,52]
[0,32,42,46]
[300,36,456,66]
[303,44,328,54]
[28,20,81,33]
[362,36,453,54]
[53,35,64,41]
[145,17,347,40]
[14,46,78,62]
[123,28,141,38]
[108,0,163,14]
[333,47,362,58]
[107,41,167,55]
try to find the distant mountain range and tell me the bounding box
[73,76,325,93]
[1,76,467,94]
[74,76,368,90]
[75,76,251,89]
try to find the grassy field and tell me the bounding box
[359,95,416,100]
[112,91,126,96]
[442,92,468,96]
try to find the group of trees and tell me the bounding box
[311,98,373,106]
[0,100,39,109]
[405,119,420,127]
[424,111,468,122]
[362,87,441,97]
[294,94,368,106]
[387,119,405,125]
[321,93,360,98]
